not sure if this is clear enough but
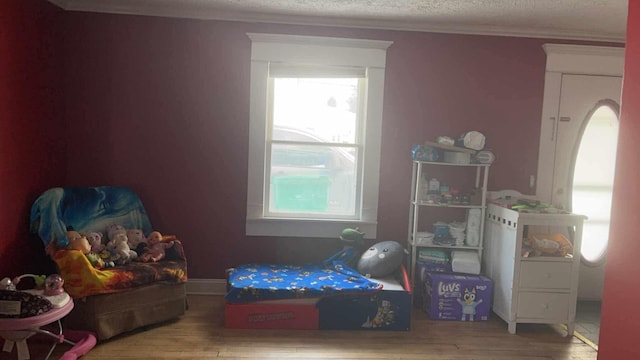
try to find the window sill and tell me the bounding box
[246,217,377,239]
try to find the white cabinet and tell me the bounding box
[483,202,585,335]
[407,160,490,287]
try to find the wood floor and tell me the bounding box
[9,295,597,360]
[574,301,601,346]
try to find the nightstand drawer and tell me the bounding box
[519,261,572,289]
[517,292,570,319]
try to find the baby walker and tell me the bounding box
[0,274,96,360]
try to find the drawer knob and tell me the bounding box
[545,273,551,279]
[542,303,549,309]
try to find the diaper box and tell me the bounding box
[422,272,492,321]
[416,261,452,278]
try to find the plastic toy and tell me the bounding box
[44,274,64,296]
[339,227,365,248]
[0,273,96,360]
[0,277,16,291]
[7,274,46,291]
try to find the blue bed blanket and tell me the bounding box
[226,248,383,303]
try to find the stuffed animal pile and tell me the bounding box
[65,229,107,269]
[105,224,138,265]
[64,225,174,268]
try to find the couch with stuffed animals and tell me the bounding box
[29,186,188,340]
[224,230,412,331]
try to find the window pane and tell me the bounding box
[571,105,618,263]
[269,143,357,216]
[272,78,358,144]
[573,188,613,261]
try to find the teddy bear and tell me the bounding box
[126,229,148,255]
[106,224,126,245]
[86,232,105,253]
[66,230,107,269]
[105,224,137,264]
[138,231,174,262]
[85,231,115,267]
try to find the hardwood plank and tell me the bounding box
[4,295,597,360]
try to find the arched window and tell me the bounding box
[570,101,619,264]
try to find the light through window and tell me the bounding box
[245,33,392,238]
[267,77,361,218]
[571,104,619,263]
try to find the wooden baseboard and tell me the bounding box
[186,278,226,295]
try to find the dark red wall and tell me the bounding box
[599,1,640,358]
[1,1,620,280]
[60,12,617,278]
[3,1,636,353]
[0,0,66,278]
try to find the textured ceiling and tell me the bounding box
[49,0,628,42]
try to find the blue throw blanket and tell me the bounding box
[226,248,382,303]
[30,187,152,247]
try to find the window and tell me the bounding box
[246,33,392,238]
[571,103,619,264]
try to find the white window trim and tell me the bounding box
[246,33,392,238]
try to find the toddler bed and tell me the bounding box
[29,187,188,340]
[225,247,412,331]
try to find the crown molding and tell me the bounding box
[543,44,625,75]
[47,0,626,43]
[247,33,393,50]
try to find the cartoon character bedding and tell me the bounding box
[226,247,383,303]
[30,187,187,299]
[225,246,412,331]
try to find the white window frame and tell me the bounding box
[245,33,392,238]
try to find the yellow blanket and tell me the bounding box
[52,240,187,299]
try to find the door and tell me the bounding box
[551,74,622,300]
